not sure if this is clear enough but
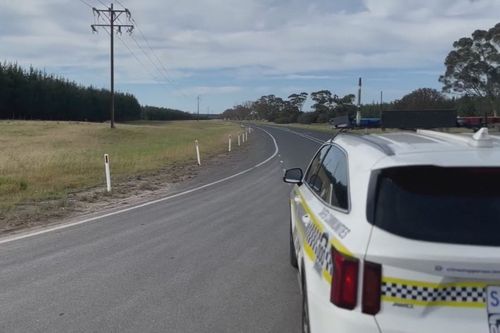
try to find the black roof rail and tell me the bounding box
[335,132,395,156]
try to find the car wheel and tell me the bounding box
[302,271,311,333]
[290,221,298,269]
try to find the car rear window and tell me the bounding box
[372,166,500,246]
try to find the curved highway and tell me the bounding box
[0,125,333,333]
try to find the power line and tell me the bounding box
[197,95,200,121]
[127,33,190,99]
[103,25,169,87]
[98,0,193,103]
[114,0,126,9]
[100,16,190,104]
[116,34,163,83]
[110,22,190,101]
[129,34,166,78]
[130,18,182,87]
[78,0,94,8]
[114,4,190,98]
[114,15,170,81]
[96,0,107,7]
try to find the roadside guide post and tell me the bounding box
[195,139,201,166]
[238,134,241,146]
[242,132,245,143]
[228,135,232,152]
[245,129,248,142]
[104,154,111,192]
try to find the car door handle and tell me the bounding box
[301,214,311,225]
[294,195,301,203]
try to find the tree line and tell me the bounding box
[222,91,358,124]
[141,105,194,121]
[0,62,141,121]
[223,22,500,123]
[0,62,194,122]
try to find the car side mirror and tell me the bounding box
[283,168,303,185]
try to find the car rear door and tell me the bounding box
[365,166,500,333]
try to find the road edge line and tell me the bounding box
[260,124,326,144]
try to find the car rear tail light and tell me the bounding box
[331,248,359,310]
[362,261,382,315]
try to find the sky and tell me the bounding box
[1,0,500,114]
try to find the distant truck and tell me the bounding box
[457,116,500,129]
[330,112,500,130]
[329,115,381,128]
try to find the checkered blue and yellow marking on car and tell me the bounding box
[292,186,494,309]
[292,187,351,284]
[381,277,489,308]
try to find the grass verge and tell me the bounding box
[0,120,242,223]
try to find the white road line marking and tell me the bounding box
[0,127,280,245]
[263,125,326,144]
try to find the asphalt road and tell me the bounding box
[0,124,332,333]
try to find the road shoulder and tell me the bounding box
[0,126,276,238]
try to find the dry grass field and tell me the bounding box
[0,120,242,218]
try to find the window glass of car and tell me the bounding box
[322,146,349,209]
[305,145,330,190]
[373,166,500,246]
[306,144,349,210]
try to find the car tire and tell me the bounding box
[290,220,298,269]
[302,269,311,333]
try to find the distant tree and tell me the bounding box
[439,22,500,116]
[360,102,394,117]
[393,88,454,110]
[455,95,478,116]
[332,94,356,116]
[288,92,308,112]
[252,95,285,121]
[310,90,333,113]
[310,90,335,122]
[223,90,358,123]
[297,112,316,124]
[222,103,253,120]
[234,103,253,120]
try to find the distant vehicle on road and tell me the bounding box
[329,115,381,128]
[457,116,500,129]
[284,127,500,333]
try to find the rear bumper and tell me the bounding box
[309,305,381,333]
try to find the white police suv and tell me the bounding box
[284,128,500,333]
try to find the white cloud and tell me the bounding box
[1,0,499,107]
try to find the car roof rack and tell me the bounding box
[416,127,494,148]
[333,132,395,156]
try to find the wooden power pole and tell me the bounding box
[91,3,134,128]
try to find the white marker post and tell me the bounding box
[242,132,246,143]
[238,135,241,146]
[228,135,232,152]
[104,154,111,192]
[245,130,248,142]
[195,139,201,165]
